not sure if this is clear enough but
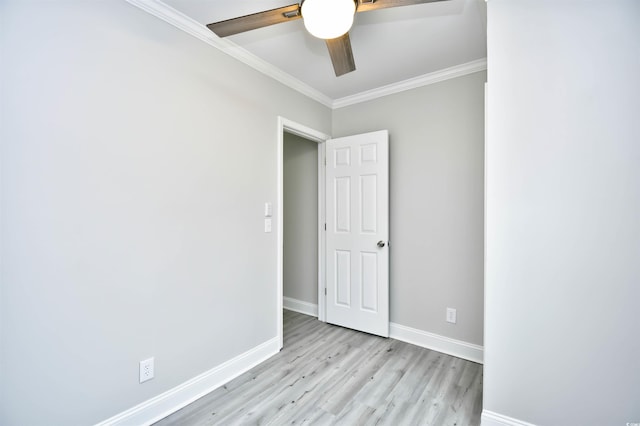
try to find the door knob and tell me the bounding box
[377,240,385,248]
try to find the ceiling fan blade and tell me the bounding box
[326,33,356,77]
[207,4,301,38]
[356,0,448,13]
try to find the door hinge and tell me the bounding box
[324,288,327,296]
[324,157,327,166]
[324,223,327,231]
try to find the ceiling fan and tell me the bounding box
[207,0,448,77]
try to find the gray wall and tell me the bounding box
[485,1,640,425]
[0,2,330,425]
[283,133,318,305]
[333,71,486,346]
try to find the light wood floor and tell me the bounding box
[155,310,483,425]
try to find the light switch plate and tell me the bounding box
[264,202,272,217]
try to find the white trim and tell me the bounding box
[481,410,537,426]
[332,58,488,108]
[389,322,484,364]
[317,142,327,322]
[279,301,483,365]
[283,297,319,317]
[280,301,483,364]
[277,117,331,351]
[483,80,489,409]
[278,119,284,350]
[95,337,279,426]
[125,0,333,108]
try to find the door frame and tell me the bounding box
[277,116,331,349]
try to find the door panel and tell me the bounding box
[361,252,378,312]
[335,250,351,307]
[326,130,389,337]
[360,174,377,233]
[335,177,351,232]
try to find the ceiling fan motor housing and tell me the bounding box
[301,0,357,40]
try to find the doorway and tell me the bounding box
[277,117,330,349]
[283,132,319,316]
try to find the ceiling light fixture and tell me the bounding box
[301,0,356,40]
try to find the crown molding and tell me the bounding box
[126,0,486,111]
[332,58,488,109]
[125,0,334,108]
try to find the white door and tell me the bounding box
[325,130,389,337]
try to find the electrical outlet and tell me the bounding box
[139,357,154,383]
[446,308,457,324]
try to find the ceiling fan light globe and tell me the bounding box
[301,0,355,40]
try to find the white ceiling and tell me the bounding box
[161,0,487,101]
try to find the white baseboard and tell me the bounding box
[283,296,318,317]
[281,298,482,364]
[481,410,537,426]
[389,322,484,364]
[95,337,280,426]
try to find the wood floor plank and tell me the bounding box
[155,311,482,426]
